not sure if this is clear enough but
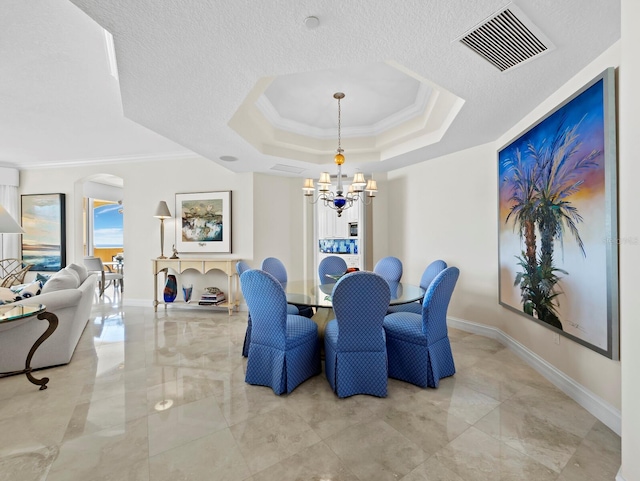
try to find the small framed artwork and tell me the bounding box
[498,67,618,359]
[175,191,231,253]
[21,193,66,271]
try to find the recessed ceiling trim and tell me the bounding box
[256,83,433,139]
[456,4,555,72]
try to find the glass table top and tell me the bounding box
[0,304,46,323]
[284,280,424,308]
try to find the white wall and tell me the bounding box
[252,173,307,281]
[619,0,640,478]
[388,43,623,411]
[19,157,259,302]
[388,143,500,328]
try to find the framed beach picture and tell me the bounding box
[175,191,231,253]
[21,193,66,271]
[498,67,618,359]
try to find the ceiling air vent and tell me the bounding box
[457,5,555,72]
[270,164,305,174]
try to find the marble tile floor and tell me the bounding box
[0,301,620,481]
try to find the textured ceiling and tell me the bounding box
[0,0,621,180]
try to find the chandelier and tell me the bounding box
[303,92,377,217]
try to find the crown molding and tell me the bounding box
[16,151,201,170]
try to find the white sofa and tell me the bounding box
[0,264,97,372]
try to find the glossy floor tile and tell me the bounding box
[0,299,621,481]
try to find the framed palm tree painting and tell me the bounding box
[498,67,618,359]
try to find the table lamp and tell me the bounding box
[0,204,24,258]
[154,201,172,259]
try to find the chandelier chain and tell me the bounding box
[337,96,342,153]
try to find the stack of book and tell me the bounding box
[198,291,226,306]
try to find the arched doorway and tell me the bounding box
[78,174,124,295]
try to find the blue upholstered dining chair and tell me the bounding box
[261,257,314,318]
[236,261,252,357]
[318,256,348,284]
[324,271,391,398]
[238,260,299,357]
[240,269,321,395]
[260,257,288,284]
[387,260,447,315]
[373,256,403,282]
[383,266,459,388]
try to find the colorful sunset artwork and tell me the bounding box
[21,194,66,272]
[498,68,618,359]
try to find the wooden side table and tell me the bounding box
[0,304,58,390]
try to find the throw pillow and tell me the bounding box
[0,287,20,304]
[67,263,88,283]
[19,281,43,298]
[63,266,81,286]
[41,270,78,294]
[10,280,42,295]
[36,273,51,285]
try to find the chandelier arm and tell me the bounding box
[304,192,331,205]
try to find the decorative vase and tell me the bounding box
[182,284,193,303]
[164,275,178,302]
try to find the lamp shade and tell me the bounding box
[0,205,24,234]
[365,179,378,192]
[352,172,366,191]
[318,172,332,185]
[154,201,171,219]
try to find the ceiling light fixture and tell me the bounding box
[303,92,377,217]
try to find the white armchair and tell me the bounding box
[83,256,123,296]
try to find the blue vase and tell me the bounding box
[182,284,193,302]
[164,275,177,302]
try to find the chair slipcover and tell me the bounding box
[318,256,348,284]
[373,256,403,282]
[383,266,459,388]
[325,271,391,398]
[240,269,321,395]
[236,261,252,357]
[261,257,313,318]
[387,260,447,315]
[237,260,298,357]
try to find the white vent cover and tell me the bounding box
[457,5,555,72]
[270,164,305,174]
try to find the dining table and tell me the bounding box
[284,278,425,339]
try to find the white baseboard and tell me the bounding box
[123,298,150,308]
[616,467,625,481]
[447,316,621,437]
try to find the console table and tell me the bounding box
[152,259,240,314]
